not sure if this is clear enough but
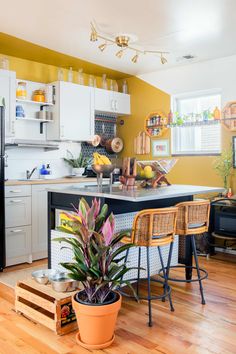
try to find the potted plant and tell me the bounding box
[63,151,90,176]
[54,198,135,350]
[213,149,233,194]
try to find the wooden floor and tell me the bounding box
[0,256,236,354]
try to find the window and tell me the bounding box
[171,90,221,155]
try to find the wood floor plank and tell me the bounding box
[0,256,235,353]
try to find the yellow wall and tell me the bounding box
[117,77,236,192]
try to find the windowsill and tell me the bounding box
[172,153,221,157]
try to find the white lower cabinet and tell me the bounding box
[5,226,31,266]
[5,196,31,228]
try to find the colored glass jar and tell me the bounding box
[16,82,27,99]
[33,89,45,102]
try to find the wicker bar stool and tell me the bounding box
[120,207,178,327]
[159,200,210,305]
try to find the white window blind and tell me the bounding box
[171,90,221,155]
[171,124,221,155]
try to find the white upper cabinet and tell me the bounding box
[47,81,94,141]
[0,69,16,138]
[94,88,130,115]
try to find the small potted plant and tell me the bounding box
[63,151,90,176]
[54,198,135,350]
[213,149,233,195]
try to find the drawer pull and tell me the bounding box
[9,199,23,203]
[9,190,22,193]
[10,229,23,233]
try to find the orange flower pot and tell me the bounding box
[72,291,122,350]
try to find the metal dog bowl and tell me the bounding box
[31,269,59,285]
[50,274,79,292]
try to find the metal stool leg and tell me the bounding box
[146,247,153,327]
[166,242,174,280]
[158,246,174,312]
[190,235,206,305]
[136,247,141,298]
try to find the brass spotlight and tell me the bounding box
[116,49,125,58]
[160,54,167,64]
[131,53,139,63]
[90,23,98,42]
[98,43,107,52]
[115,35,130,48]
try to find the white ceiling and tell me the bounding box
[1,0,236,75]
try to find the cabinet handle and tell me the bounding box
[114,100,118,111]
[10,229,23,233]
[60,125,64,138]
[11,121,15,134]
[9,190,22,193]
[9,199,23,203]
[110,99,114,111]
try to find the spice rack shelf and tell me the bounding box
[16,99,54,106]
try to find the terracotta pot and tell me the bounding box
[72,291,121,349]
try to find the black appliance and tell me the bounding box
[0,100,5,271]
[210,199,236,238]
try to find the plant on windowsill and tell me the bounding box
[63,151,90,176]
[54,198,135,350]
[213,149,233,195]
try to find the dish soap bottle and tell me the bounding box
[39,164,47,178]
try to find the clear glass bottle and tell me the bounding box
[0,57,9,70]
[102,74,108,90]
[16,82,27,99]
[57,67,64,81]
[93,77,97,88]
[88,75,94,87]
[122,80,128,94]
[110,79,114,91]
[77,68,84,85]
[68,67,73,82]
[113,80,118,92]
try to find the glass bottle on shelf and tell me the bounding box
[16,82,27,99]
[88,75,94,87]
[113,80,118,92]
[213,106,221,120]
[93,77,97,88]
[110,79,114,91]
[57,67,64,81]
[68,67,73,82]
[122,80,128,94]
[0,57,9,70]
[102,74,108,90]
[77,68,84,85]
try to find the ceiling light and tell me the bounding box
[90,23,98,42]
[90,21,169,65]
[116,49,125,59]
[98,43,107,52]
[160,54,168,64]
[131,53,139,64]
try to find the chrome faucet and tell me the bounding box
[26,167,37,180]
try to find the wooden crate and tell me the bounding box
[15,278,78,335]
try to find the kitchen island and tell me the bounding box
[48,184,223,280]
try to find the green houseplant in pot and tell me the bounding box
[213,149,233,194]
[63,151,90,176]
[54,198,134,350]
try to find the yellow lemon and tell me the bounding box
[140,169,145,178]
[144,165,152,173]
[145,171,154,179]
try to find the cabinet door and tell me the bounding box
[94,88,114,114]
[5,196,31,228]
[5,226,31,266]
[113,92,130,115]
[59,82,94,141]
[0,69,16,137]
[31,183,75,260]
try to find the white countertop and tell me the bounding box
[47,184,224,202]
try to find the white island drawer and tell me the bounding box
[5,196,31,227]
[5,226,31,266]
[5,185,31,197]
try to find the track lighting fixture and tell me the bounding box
[90,22,169,65]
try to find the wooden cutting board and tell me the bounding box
[134,131,150,155]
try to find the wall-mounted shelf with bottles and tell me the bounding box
[15,116,54,123]
[145,111,168,137]
[16,99,54,106]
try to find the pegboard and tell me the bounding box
[51,211,179,279]
[81,114,118,159]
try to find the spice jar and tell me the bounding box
[16,82,27,99]
[33,89,45,102]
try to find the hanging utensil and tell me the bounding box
[100,123,107,147]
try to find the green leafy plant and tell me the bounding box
[63,151,90,168]
[54,198,136,304]
[213,149,233,189]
